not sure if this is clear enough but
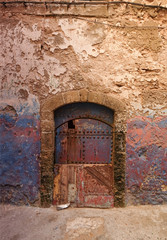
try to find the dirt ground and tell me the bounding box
[0,204,167,240]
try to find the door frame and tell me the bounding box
[40,90,127,207]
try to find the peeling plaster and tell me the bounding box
[0,3,167,206]
[58,19,107,60]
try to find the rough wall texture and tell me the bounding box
[0,0,167,206]
[0,94,40,205]
[126,116,167,205]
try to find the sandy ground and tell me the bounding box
[0,204,167,240]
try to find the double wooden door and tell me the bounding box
[53,118,114,208]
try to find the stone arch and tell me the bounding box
[40,90,127,207]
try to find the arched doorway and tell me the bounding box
[53,102,114,208]
[40,90,126,208]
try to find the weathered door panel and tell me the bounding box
[77,165,114,208]
[67,165,77,203]
[53,164,114,208]
[53,165,68,205]
[67,130,83,164]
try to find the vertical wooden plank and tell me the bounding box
[53,165,61,205]
[59,165,68,204]
[55,123,68,164]
[68,166,77,203]
[76,165,85,207]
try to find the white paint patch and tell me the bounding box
[0,91,40,116]
[22,24,41,41]
[58,19,101,60]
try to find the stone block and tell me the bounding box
[40,111,54,122]
[79,89,88,102]
[40,150,54,171]
[41,173,53,189]
[63,91,80,104]
[41,132,54,151]
[88,91,104,104]
[40,191,53,207]
[42,94,64,112]
[115,132,126,153]
[40,120,54,133]
[114,192,125,207]
[114,152,126,166]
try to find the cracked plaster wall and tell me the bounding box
[0,1,167,206]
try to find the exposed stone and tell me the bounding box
[62,91,80,104]
[40,120,54,133]
[41,132,54,151]
[79,89,88,102]
[18,89,29,100]
[42,95,64,112]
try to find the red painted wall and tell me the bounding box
[126,116,167,205]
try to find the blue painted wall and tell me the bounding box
[0,96,40,205]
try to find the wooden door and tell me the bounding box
[53,118,114,208]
